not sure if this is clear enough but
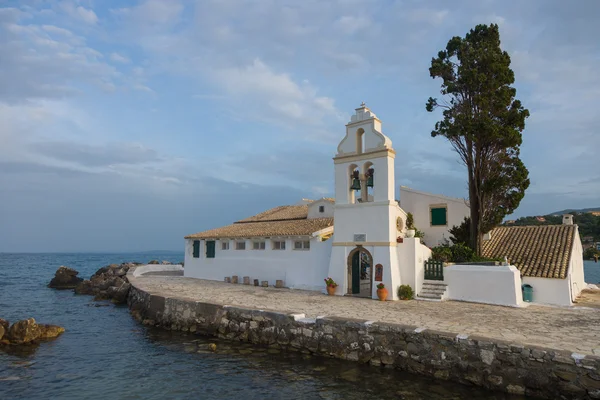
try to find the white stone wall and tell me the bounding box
[397,238,431,297]
[521,276,571,306]
[184,237,332,291]
[569,227,586,301]
[399,187,470,247]
[445,264,523,307]
[307,199,334,219]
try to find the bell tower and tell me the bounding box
[327,103,402,300]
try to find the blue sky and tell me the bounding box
[1,0,599,252]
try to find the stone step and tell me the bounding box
[417,293,443,299]
[422,282,447,287]
[420,289,446,295]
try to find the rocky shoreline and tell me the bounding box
[0,318,65,346]
[48,260,177,304]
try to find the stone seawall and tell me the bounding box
[127,282,600,399]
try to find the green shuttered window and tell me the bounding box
[192,240,200,258]
[430,207,447,226]
[206,240,216,258]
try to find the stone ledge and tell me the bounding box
[127,279,599,399]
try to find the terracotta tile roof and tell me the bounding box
[237,205,309,223]
[185,202,335,239]
[481,225,576,279]
[185,217,334,239]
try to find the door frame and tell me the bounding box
[347,246,373,297]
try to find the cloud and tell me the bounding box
[0,8,118,102]
[30,141,161,167]
[59,1,98,25]
[110,52,131,63]
[212,58,343,136]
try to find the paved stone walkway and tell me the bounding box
[131,276,600,355]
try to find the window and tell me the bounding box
[294,240,310,250]
[253,241,266,250]
[221,241,229,250]
[430,206,448,226]
[206,240,215,258]
[236,241,246,250]
[273,240,286,250]
[192,240,200,258]
[319,205,325,213]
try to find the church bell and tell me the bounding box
[350,170,361,191]
[366,168,374,187]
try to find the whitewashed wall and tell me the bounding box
[399,187,470,247]
[521,276,571,306]
[184,237,332,291]
[397,238,432,296]
[569,227,586,301]
[445,264,523,307]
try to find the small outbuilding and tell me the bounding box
[482,220,585,306]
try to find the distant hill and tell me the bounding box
[503,212,600,244]
[550,207,600,215]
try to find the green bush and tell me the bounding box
[431,246,453,262]
[397,284,414,300]
[450,243,475,263]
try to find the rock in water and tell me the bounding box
[48,266,83,289]
[0,318,9,331]
[37,324,65,339]
[148,260,159,265]
[7,318,41,344]
[74,280,93,295]
[0,325,5,341]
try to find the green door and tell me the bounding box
[351,252,360,294]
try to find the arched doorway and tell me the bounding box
[347,247,373,297]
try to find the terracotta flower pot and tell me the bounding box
[326,286,337,296]
[377,288,388,301]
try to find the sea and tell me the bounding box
[1,253,597,400]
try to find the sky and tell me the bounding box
[1,0,599,252]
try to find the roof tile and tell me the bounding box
[481,225,575,279]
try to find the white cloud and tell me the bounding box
[110,52,131,63]
[213,58,343,133]
[60,1,98,24]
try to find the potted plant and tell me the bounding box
[397,284,414,300]
[376,282,388,301]
[324,277,338,295]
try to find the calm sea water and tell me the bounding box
[2,254,595,399]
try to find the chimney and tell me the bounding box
[483,231,492,241]
[562,214,574,225]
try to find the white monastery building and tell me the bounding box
[185,104,586,307]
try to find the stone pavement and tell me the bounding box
[132,275,600,355]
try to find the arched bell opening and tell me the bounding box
[355,128,365,154]
[348,164,360,204]
[362,161,374,203]
[347,247,373,297]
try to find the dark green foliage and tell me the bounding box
[448,243,475,263]
[426,24,530,255]
[584,247,599,260]
[449,217,471,245]
[431,246,453,262]
[397,284,414,300]
[431,243,500,263]
[505,212,600,243]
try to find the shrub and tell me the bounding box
[450,243,475,263]
[397,285,414,300]
[431,246,453,262]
